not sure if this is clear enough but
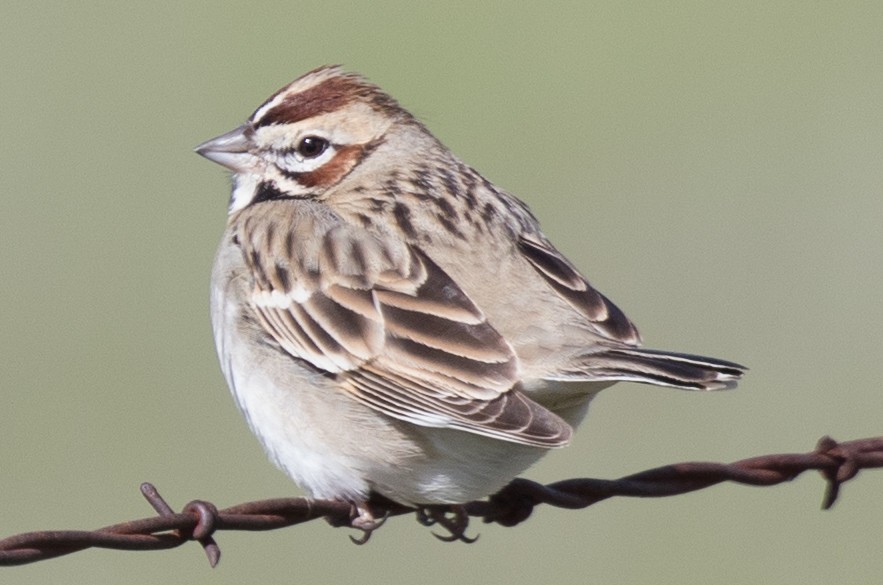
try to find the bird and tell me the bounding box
[195,65,744,528]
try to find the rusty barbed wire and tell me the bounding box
[1,435,880,567]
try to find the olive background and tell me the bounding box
[2,2,881,584]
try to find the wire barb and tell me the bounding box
[0,435,880,567]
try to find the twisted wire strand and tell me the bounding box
[1,435,880,567]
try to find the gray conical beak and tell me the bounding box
[195,125,253,172]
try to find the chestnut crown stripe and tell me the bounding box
[252,68,407,128]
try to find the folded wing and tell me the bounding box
[238,207,572,447]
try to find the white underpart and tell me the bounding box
[229,173,261,214]
[224,350,368,498]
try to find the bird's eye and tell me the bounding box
[296,136,329,158]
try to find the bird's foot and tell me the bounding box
[348,503,390,544]
[416,505,478,543]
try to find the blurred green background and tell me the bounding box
[2,2,881,584]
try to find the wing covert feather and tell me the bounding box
[236,207,570,447]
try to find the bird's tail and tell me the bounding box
[552,347,746,391]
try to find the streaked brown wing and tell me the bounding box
[344,365,573,447]
[518,234,642,345]
[239,210,571,447]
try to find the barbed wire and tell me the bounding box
[1,435,880,567]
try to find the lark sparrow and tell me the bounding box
[196,66,744,513]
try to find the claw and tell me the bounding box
[349,532,372,545]
[348,504,389,545]
[417,505,478,543]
